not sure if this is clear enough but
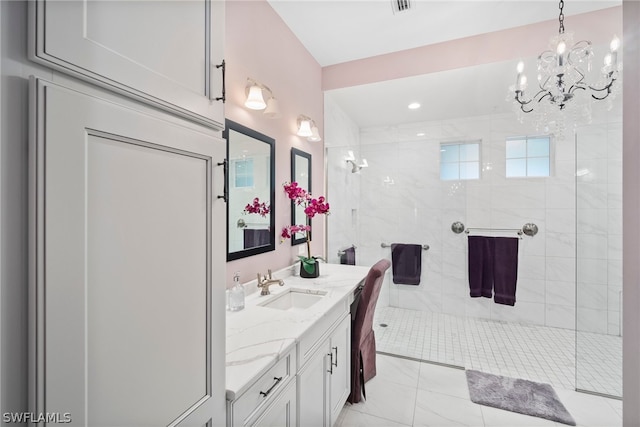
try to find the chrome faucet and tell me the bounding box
[257,269,284,295]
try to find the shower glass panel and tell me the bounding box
[575,120,623,398]
[326,139,468,369]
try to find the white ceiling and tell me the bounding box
[267,0,621,128]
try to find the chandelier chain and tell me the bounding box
[558,0,565,34]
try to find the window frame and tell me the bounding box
[439,140,482,181]
[505,135,552,178]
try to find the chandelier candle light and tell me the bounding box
[511,0,620,131]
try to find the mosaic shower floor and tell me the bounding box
[373,306,622,397]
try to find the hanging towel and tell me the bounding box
[340,246,356,265]
[243,229,270,248]
[467,236,494,298]
[492,237,519,306]
[390,243,422,285]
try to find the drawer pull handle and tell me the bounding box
[327,352,333,375]
[332,346,338,368]
[259,376,282,398]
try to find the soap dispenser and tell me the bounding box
[229,272,245,311]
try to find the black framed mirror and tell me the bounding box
[291,148,312,246]
[224,120,275,261]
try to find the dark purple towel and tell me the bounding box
[340,247,356,265]
[468,236,494,298]
[391,244,422,285]
[243,229,270,249]
[493,237,519,306]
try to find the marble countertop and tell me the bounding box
[225,263,370,400]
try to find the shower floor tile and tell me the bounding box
[374,306,622,397]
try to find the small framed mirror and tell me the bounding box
[224,120,275,261]
[291,148,312,245]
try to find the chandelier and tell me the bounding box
[510,0,621,131]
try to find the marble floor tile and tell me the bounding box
[479,405,560,427]
[554,389,622,427]
[376,353,421,388]
[412,389,484,426]
[347,374,418,426]
[336,408,411,427]
[417,362,470,399]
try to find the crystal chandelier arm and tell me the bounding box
[589,79,616,100]
[514,88,536,113]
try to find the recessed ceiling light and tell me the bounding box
[408,102,421,110]
[416,132,425,137]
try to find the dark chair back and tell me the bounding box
[349,258,391,403]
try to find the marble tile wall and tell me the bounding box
[326,94,622,335]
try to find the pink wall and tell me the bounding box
[323,6,622,91]
[225,0,324,286]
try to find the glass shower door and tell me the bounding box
[575,121,623,398]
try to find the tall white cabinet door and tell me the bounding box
[29,78,226,427]
[30,0,225,129]
[297,343,328,427]
[328,316,351,426]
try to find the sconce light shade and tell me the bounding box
[245,84,266,110]
[263,97,281,118]
[297,118,313,137]
[308,125,322,142]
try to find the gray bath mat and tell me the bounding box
[465,370,576,425]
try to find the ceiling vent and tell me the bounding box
[391,0,412,14]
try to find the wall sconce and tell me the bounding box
[244,78,281,118]
[296,115,322,142]
[345,150,368,173]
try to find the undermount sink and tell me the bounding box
[259,288,327,310]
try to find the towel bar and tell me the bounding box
[451,221,538,237]
[381,242,430,251]
[337,245,357,256]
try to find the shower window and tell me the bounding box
[233,158,255,188]
[506,136,551,177]
[440,141,480,180]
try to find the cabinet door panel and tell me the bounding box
[252,381,297,427]
[30,78,226,426]
[329,316,351,426]
[297,342,328,427]
[31,0,225,129]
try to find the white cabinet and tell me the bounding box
[29,78,227,426]
[251,380,297,427]
[29,0,225,129]
[328,316,351,424]
[298,314,351,427]
[227,349,296,427]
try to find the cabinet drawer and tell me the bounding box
[229,350,296,427]
[298,298,348,369]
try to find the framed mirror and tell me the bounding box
[224,120,275,261]
[291,148,312,245]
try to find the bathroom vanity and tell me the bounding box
[226,264,370,427]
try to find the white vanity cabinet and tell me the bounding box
[227,349,296,427]
[225,266,371,427]
[251,381,297,427]
[298,308,351,427]
[29,0,225,129]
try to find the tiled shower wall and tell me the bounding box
[325,95,622,335]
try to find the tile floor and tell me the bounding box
[373,306,622,397]
[337,354,623,427]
